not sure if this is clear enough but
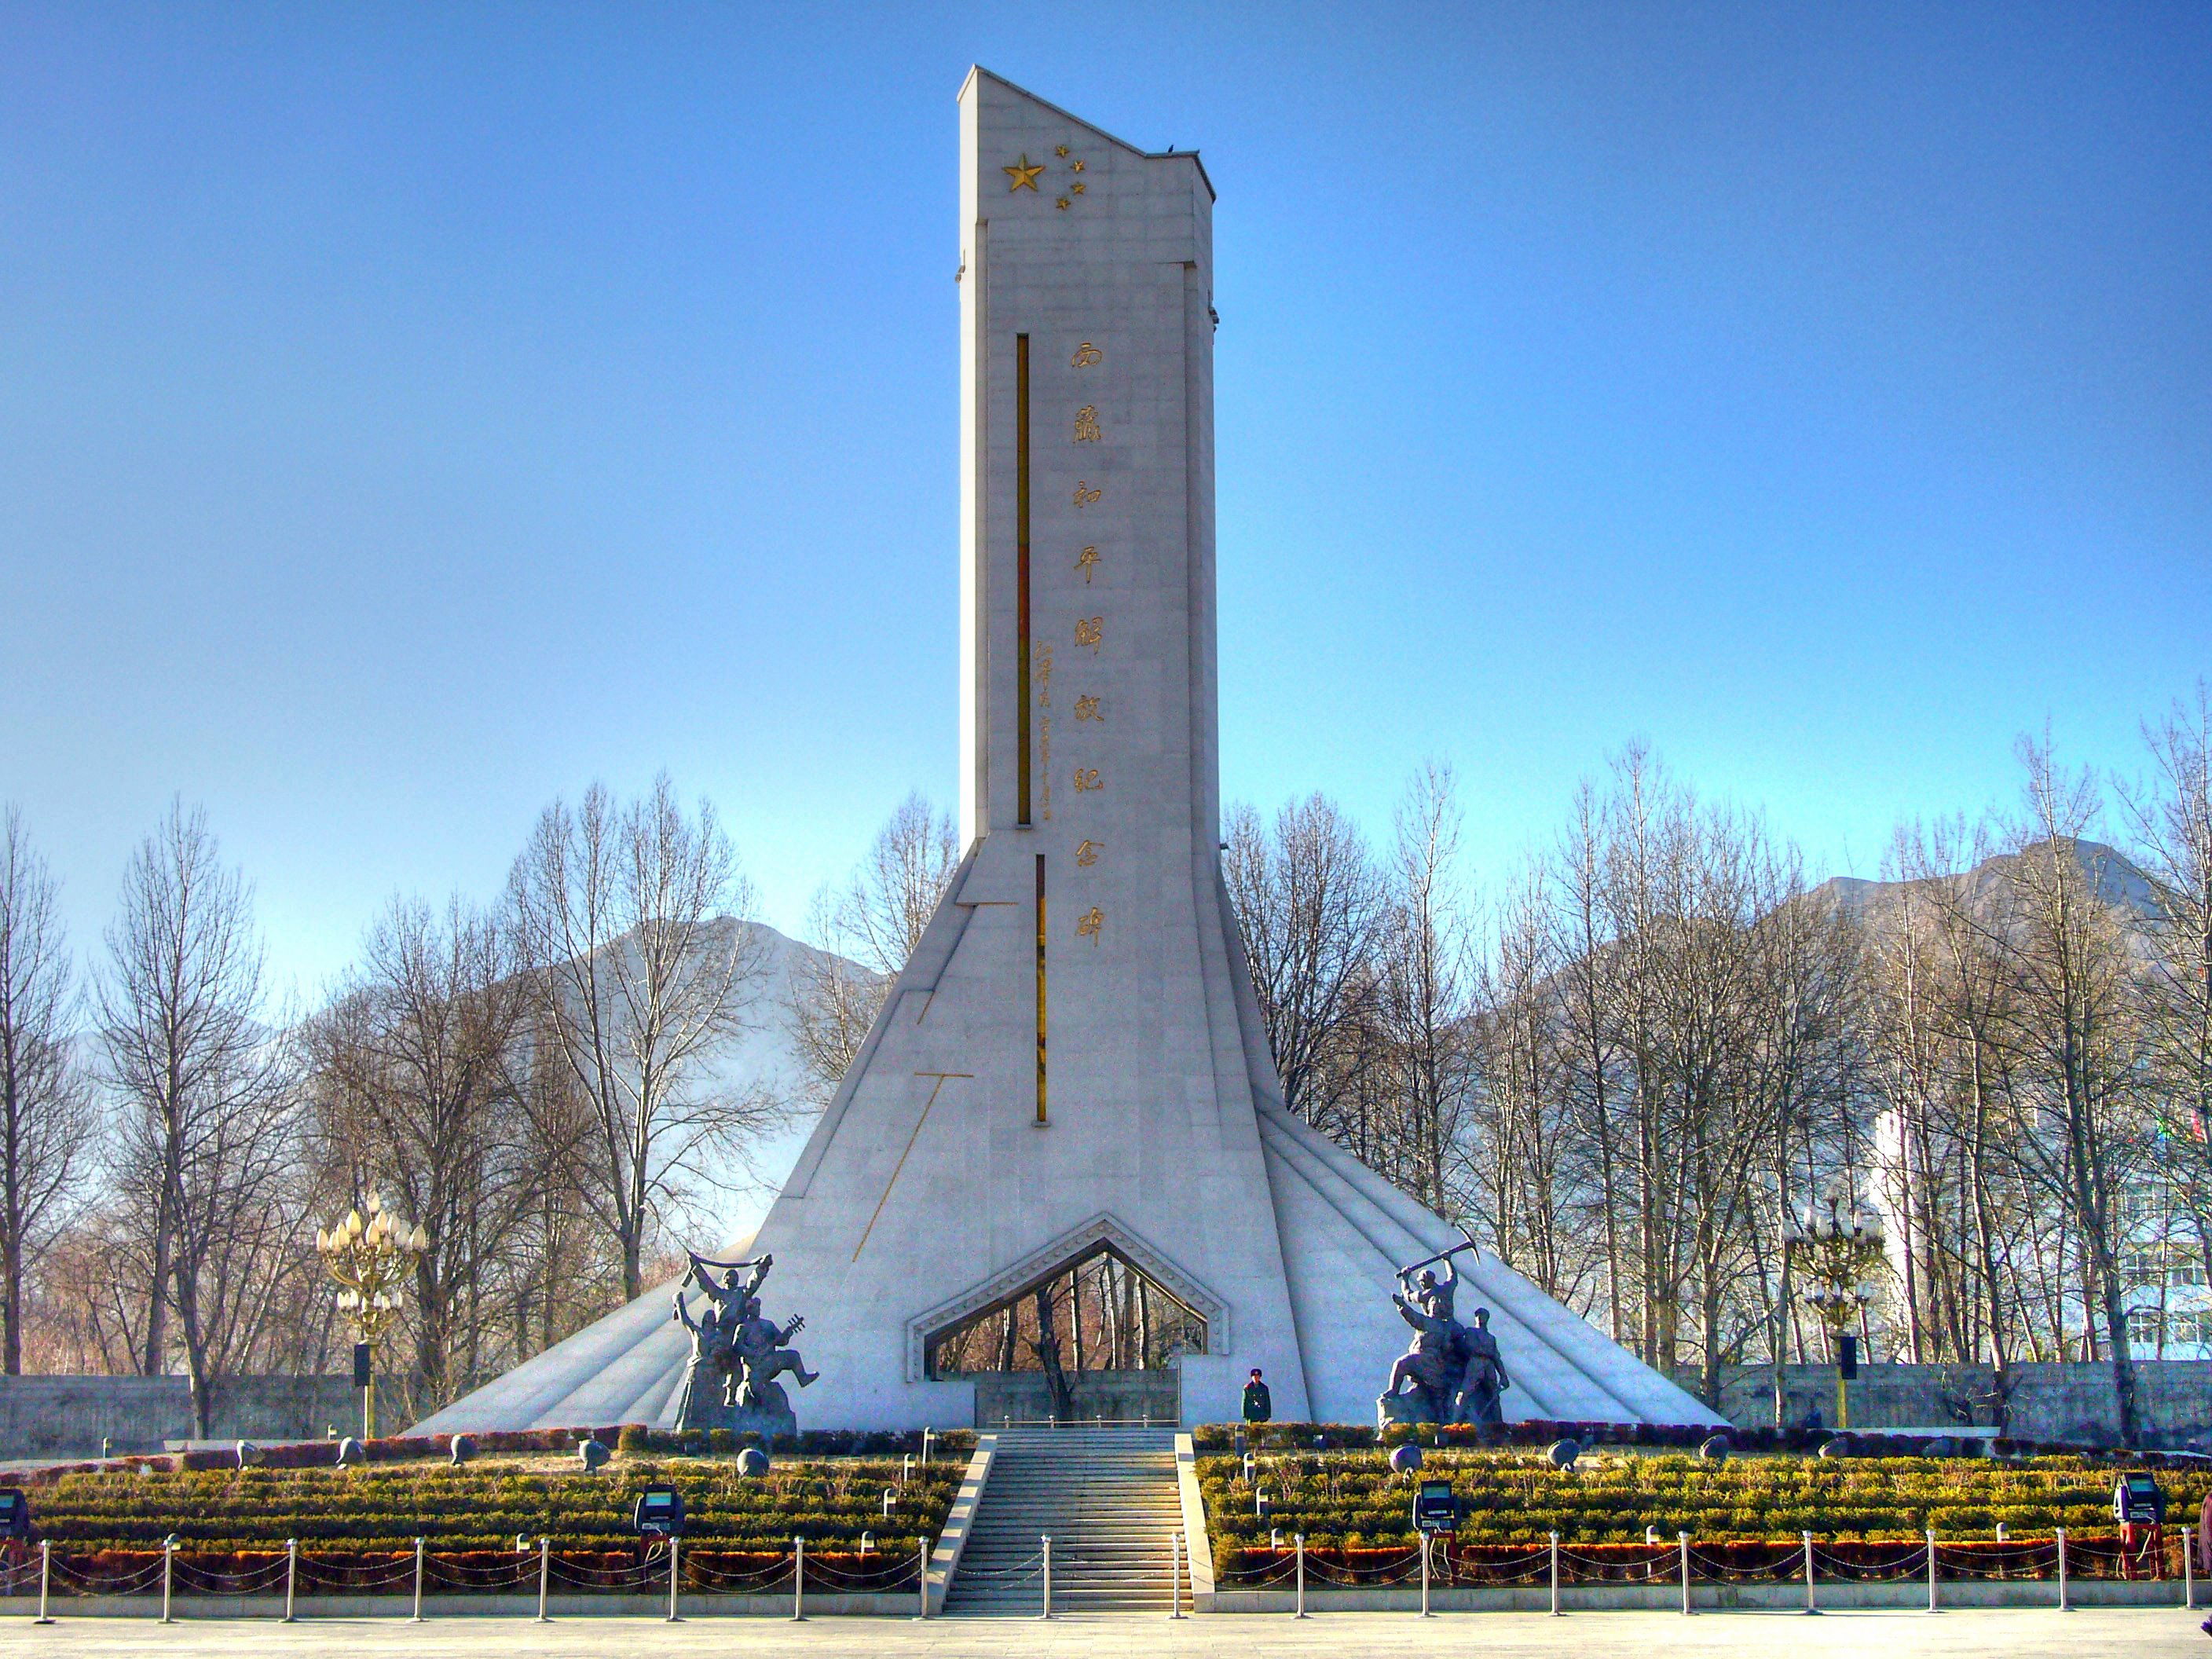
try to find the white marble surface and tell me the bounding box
[414,69,1721,1440]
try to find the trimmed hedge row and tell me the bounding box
[1200,1446,2212,1551]
[1194,1419,2203,1463]
[15,1458,959,1554]
[0,1426,982,1483]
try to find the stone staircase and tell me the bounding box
[943,1426,1185,1616]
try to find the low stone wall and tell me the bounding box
[1680,1360,2212,1445]
[0,1375,372,1459]
[0,1592,916,1619]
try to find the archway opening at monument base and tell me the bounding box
[924,1241,1206,1382]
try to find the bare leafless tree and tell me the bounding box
[1225,794,1384,1126]
[0,808,94,1373]
[1990,736,2153,1441]
[97,801,297,1432]
[789,792,957,1104]
[1374,762,1477,1211]
[1463,859,1579,1295]
[305,894,537,1412]
[509,775,775,1301]
[1866,817,2031,1377]
[2122,686,2212,1278]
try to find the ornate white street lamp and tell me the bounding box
[1781,1180,1888,1430]
[316,1192,427,1439]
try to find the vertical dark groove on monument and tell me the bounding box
[1015,332,1032,828]
[1035,852,1048,1125]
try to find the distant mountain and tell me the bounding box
[668,917,877,1247]
[1813,838,2164,936]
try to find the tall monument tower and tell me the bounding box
[417,71,1723,1434]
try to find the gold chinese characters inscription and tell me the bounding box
[1073,481,1101,508]
[1076,906,1104,944]
[1075,546,1099,582]
[1075,839,1103,868]
[1074,617,1102,650]
[1004,156,1044,192]
[1073,768,1101,793]
[1074,694,1102,722]
[1071,342,1103,368]
[1073,405,1101,443]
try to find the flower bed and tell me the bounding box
[1200,1441,2212,1572]
[30,1544,922,1598]
[2,1452,962,1562]
[4,1426,975,1481]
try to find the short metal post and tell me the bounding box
[284,1538,296,1622]
[1168,1529,1183,1620]
[1295,1533,1306,1618]
[668,1535,682,1623]
[2188,1526,2196,1610]
[1803,1530,1816,1614]
[2056,1527,2069,1611]
[793,1535,805,1621]
[161,1537,174,1624]
[1926,1528,1938,1613]
[917,1540,928,1620]
[1041,1535,1052,1620]
[536,1536,550,1622]
[33,1540,49,1624]
[1420,1532,1432,1617]
[410,1536,424,1621]
[1549,1530,1560,1616]
[1679,1531,1691,1616]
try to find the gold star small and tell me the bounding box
[1004,155,1043,192]
[1071,159,1085,173]
[1056,196,1071,211]
[1071,181,1086,196]
[1055,145,1069,158]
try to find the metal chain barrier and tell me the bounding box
[945,1547,1044,1584]
[13,1524,2191,1617]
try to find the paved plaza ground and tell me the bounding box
[1,1608,2207,1657]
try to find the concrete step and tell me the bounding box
[942,1427,1188,1617]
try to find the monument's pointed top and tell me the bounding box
[960,66,1214,200]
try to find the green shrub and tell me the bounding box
[1199,1445,2212,1553]
[13,1455,961,1556]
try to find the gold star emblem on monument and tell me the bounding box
[1004,155,1044,192]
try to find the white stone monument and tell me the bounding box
[416,70,1723,1435]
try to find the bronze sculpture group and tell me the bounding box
[672,1251,817,1436]
[1379,1242,1512,1428]
[667,1237,1507,1437]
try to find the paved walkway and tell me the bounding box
[2,1608,2208,1657]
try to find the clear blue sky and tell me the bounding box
[2,2,2206,1002]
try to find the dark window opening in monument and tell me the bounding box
[924,1243,1207,1379]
